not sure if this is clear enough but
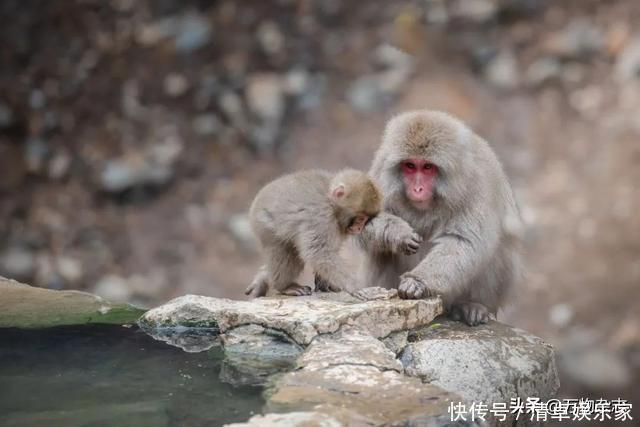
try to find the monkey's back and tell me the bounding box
[249,170,334,245]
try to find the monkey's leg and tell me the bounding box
[245,265,270,298]
[314,273,341,292]
[265,244,311,297]
[359,212,422,255]
[450,301,493,326]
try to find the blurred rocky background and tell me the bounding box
[0,0,638,419]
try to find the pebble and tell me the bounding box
[545,19,604,59]
[0,246,36,281]
[228,214,254,245]
[192,113,221,136]
[525,57,562,88]
[246,74,285,122]
[346,76,386,113]
[484,50,519,90]
[0,103,14,128]
[616,37,640,81]
[257,21,285,55]
[163,73,190,97]
[173,12,213,53]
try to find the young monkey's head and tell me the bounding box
[329,169,382,235]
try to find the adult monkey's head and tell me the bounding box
[371,110,478,212]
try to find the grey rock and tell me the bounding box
[283,69,310,97]
[100,159,138,192]
[225,412,343,427]
[451,0,498,23]
[525,57,562,88]
[484,50,519,90]
[0,246,36,282]
[48,150,72,180]
[228,214,254,245]
[192,113,221,136]
[29,89,46,109]
[93,275,132,303]
[137,11,212,52]
[267,364,462,425]
[220,325,301,386]
[381,330,409,355]
[296,329,402,372]
[346,76,387,113]
[559,327,632,390]
[546,19,604,59]
[401,320,559,413]
[24,137,50,174]
[142,326,219,353]
[163,73,190,97]
[616,37,640,81]
[246,74,285,123]
[0,103,14,128]
[173,12,212,53]
[257,21,285,56]
[0,277,145,328]
[346,45,414,112]
[140,292,443,345]
[549,303,573,328]
[99,137,181,193]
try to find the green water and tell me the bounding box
[0,325,264,427]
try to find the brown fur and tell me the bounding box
[247,169,381,297]
[358,110,523,326]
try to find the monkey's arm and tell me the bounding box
[298,229,358,291]
[358,212,422,255]
[400,216,500,303]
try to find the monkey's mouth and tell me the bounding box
[347,224,365,235]
[409,199,432,210]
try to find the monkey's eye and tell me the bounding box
[403,162,416,170]
[424,163,434,170]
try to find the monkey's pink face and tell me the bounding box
[347,214,370,235]
[401,158,438,209]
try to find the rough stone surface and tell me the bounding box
[142,327,219,353]
[0,276,145,328]
[266,364,462,426]
[140,292,443,345]
[401,319,559,408]
[225,412,343,427]
[219,325,302,387]
[296,329,402,373]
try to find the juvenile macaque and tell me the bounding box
[358,110,522,325]
[246,169,382,297]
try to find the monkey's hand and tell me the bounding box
[398,275,436,299]
[314,273,342,293]
[390,223,422,255]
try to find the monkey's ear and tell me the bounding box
[331,183,346,199]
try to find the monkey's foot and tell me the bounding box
[398,276,435,299]
[245,280,269,298]
[450,302,493,326]
[280,283,313,297]
[314,274,342,293]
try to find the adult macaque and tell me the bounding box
[358,110,522,325]
[246,169,382,297]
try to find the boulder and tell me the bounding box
[0,277,145,328]
[401,319,559,409]
[140,291,443,346]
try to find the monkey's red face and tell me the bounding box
[347,214,369,235]
[401,158,438,208]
